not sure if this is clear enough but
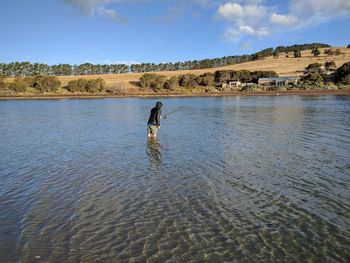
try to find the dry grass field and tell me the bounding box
[57,47,350,91]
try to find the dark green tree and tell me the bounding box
[304,63,324,74]
[250,71,278,83]
[335,62,350,84]
[293,49,301,58]
[273,51,279,58]
[334,48,342,56]
[86,78,106,93]
[301,72,323,85]
[178,74,201,88]
[325,61,337,71]
[324,48,335,56]
[253,48,273,60]
[65,79,89,92]
[235,70,252,83]
[214,70,232,83]
[139,73,166,91]
[32,76,61,92]
[200,72,215,86]
[163,76,179,90]
[311,47,320,57]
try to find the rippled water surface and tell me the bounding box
[0,96,350,262]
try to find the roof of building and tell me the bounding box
[258,77,298,81]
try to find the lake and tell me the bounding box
[0,95,349,262]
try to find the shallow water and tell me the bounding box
[0,96,349,262]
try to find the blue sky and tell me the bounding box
[1,0,349,65]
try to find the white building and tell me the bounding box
[258,77,298,87]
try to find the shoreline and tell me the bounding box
[0,89,349,100]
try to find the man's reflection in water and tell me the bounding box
[146,138,162,164]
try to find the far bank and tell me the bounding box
[1,89,349,100]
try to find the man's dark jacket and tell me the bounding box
[148,103,162,126]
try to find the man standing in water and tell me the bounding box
[147,101,163,139]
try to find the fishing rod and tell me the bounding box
[162,108,182,119]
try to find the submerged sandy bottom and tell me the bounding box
[1,96,349,262]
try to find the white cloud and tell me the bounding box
[65,0,112,15]
[217,2,243,18]
[216,2,270,40]
[223,29,241,42]
[271,13,298,26]
[217,0,350,42]
[98,7,117,18]
[97,7,127,23]
[239,25,255,34]
[242,4,266,18]
[154,0,230,24]
[256,27,269,37]
[65,0,225,24]
[64,0,129,22]
[277,0,350,28]
[188,0,232,8]
[289,0,350,18]
[217,2,266,19]
[64,0,350,41]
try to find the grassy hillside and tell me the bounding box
[54,47,349,91]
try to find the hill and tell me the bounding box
[57,47,350,92]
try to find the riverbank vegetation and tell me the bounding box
[139,70,278,92]
[0,61,349,96]
[0,75,106,95]
[139,61,350,93]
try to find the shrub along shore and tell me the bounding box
[1,61,349,98]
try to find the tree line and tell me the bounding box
[301,61,350,86]
[273,43,330,54]
[0,63,129,77]
[0,43,330,77]
[139,70,278,92]
[272,45,343,58]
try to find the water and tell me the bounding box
[0,96,349,262]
